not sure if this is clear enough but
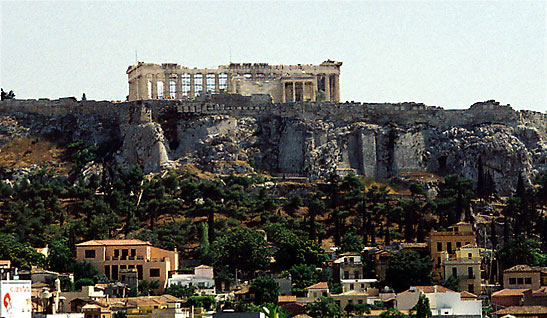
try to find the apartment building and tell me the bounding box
[442,245,482,294]
[75,239,178,291]
[429,222,476,279]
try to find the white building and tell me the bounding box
[168,265,215,295]
[396,286,482,318]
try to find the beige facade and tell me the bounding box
[442,246,482,294]
[428,222,476,280]
[503,265,542,290]
[126,60,342,103]
[75,239,178,291]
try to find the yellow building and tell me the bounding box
[75,239,178,291]
[442,245,482,294]
[428,222,476,280]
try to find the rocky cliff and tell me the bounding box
[0,98,545,194]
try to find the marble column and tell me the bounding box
[215,73,220,94]
[202,73,208,93]
[333,74,340,102]
[176,73,182,99]
[324,74,331,102]
[164,74,170,99]
[292,81,296,102]
[151,75,158,99]
[189,74,195,98]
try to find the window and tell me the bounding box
[170,80,176,98]
[182,74,191,96]
[468,284,474,293]
[456,242,461,248]
[525,277,532,284]
[313,292,317,298]
[157,81,164,99]
[150,268,160,277]
[361,284,365,289]
[120,265,126,270]
[194,74,203,95]
[509,278,516,285]
[452,267,458,277]
[114,249,120,257]
[85,250,96,259]
[131,249,136,257]
[349,257,354,264]
[468,253,472,259]
[468,267,474,278]
[344,271,349,279]
[219,73,228,91]
[354,270,360,279]
[517,278,524,285]
[104,265,110,279]
[437,242,443,252]
[350,284,354,290]
[206,74,216,93]
[447,242,452,253]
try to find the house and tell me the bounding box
[504,265,542,290]
[168,264,215,295]
[428,222,476,280]
[75,239,178,291]
[492,289,528,310]
[442,245,482,294]
[278,295,305,316]
[523,288,547,306]
[332,290,371,310]
[396,286,482,318]
[373,250,393,282]
[213,312,265,318]
[333,253,364,282]
[81,303,112,318]
[493,306,547,318]
[304,282,329,303]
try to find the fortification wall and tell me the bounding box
[0,98,542,132]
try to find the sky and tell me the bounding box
[1,1,545,112]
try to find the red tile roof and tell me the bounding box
[492,289,529,297]
[460,291,478,299]
[278,295,297,303]
[306,282,329,289]
[495,306,547,315]
[76,239,150,246]
[411,286,455,293]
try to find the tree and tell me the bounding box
[413,294,432,318]
[284,195,303,217]
[165,284,197,298]
[496,236,547,270]
[385,250,433,292]
[213,226,272,273]
[442,275,460,292]
[306,297,343,318]
[250,276,280,305]
[0,233,46,269]
[47,237,73,273]
[380,309,406,318]
[187,295,216,310]
[339,231,363,253]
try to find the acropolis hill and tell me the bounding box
[0,60,545,195]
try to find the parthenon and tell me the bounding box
[126,60,342,103]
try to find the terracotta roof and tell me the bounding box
[278,295,297,303]
[495,306,547,315]
[492,289,529,297]
[410,286,455,294]
[505,265,537,272]
[306,282,329,289]
[76,239,150,246]
[460,291,478,299]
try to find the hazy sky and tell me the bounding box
[1,1,545,112]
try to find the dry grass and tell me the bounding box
[0,136,72,172]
